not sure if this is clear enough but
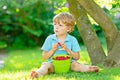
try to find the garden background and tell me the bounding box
[0,0,120,80]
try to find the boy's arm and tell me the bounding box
[66,48,80,60]
[42,50,55,60]
[42,43,58,60]
[59,43,80,60]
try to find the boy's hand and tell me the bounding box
[51,43,58,52]
[58,42,67,51]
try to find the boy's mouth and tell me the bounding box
[55,30,58,32]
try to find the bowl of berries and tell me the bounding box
[52,55,71,73]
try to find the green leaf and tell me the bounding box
[54,7,68,14]
[22,25,42,37]
[2,25,11,32]
[0,41,7,48]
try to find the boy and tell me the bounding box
[30,12,99,79]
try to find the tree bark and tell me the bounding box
[104,32,120,67]
[77,0,120,67]
[67,0,106,65]
[77,0,118,52]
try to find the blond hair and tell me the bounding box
[53,12,75,32]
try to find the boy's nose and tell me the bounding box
[54,26,59,29]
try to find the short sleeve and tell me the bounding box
[41,36,52,51]
[71,37,81,52]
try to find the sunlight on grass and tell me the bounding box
[13,63,23,69]
[2,48,43,71]
[0,48,120,80]
[1,71,120,80]
[0,71,31,80]
[113,76,120,80]
[78,46,91,64]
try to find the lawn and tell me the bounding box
[0,47,120,80]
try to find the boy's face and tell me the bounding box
[53,22,70,36]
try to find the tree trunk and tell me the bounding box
[104,32,120,67]
[67,0,106,65]
[77,0,118,52]
[77,0,120,67]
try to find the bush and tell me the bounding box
[0,0,54,48]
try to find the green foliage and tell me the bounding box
[0,41,7,48]
[0,0,120,49]
[22,25,42,37]
[54,7,69,14]
[111,0,120,8]
[0,0,54,48]
[12,35,36,49]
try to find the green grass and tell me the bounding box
[0,48,120,80]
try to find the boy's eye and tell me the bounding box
[59,24,62,26]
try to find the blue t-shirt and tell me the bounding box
[41,34,81,62]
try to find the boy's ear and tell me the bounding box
[67,27,72,32]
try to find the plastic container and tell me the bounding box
[52,55,71,73]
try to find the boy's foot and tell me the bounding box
[88,66,99,72]
[30,71,37,79]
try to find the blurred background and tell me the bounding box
[0,1,120,79]
[0,0,120,49]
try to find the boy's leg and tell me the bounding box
[35,62,54,78]
[71,61,99,72]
